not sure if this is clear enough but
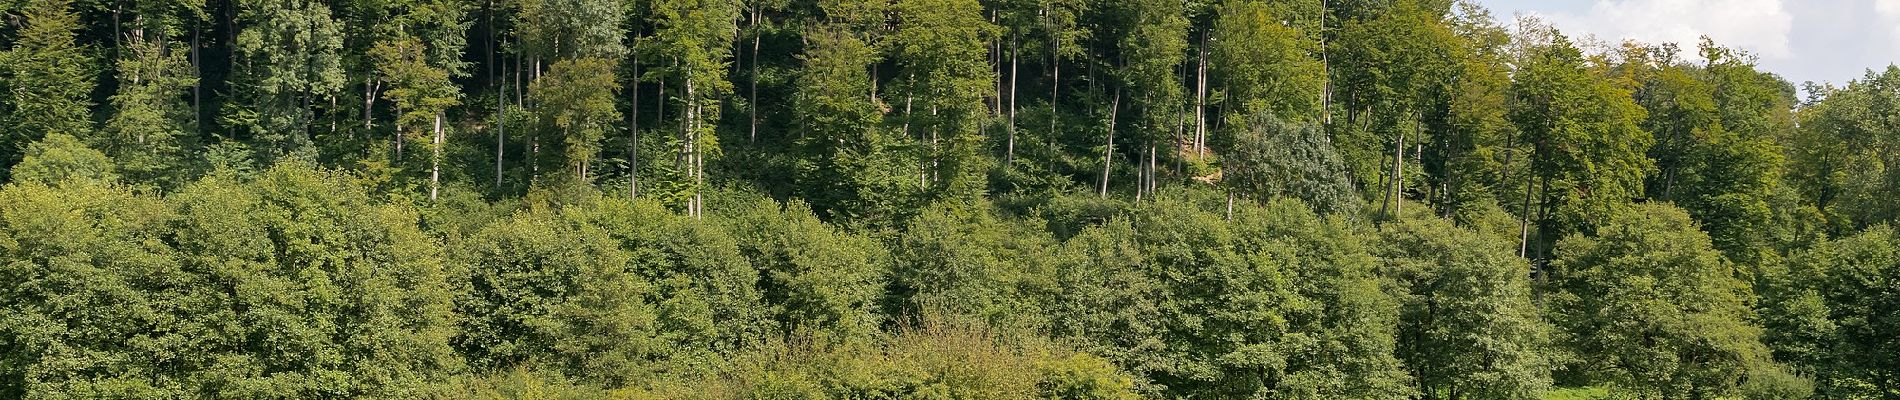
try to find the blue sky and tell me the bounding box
[1466,0,1900,89]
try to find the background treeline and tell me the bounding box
[1,0,1899,397]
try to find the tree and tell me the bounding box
[0,0,96,175]
[887,0,996,201]
[889,204,1056,330]
[1331,1,1459,217]
[164,164,459,397]
[1048,191,1411,399]
[1109,0,1187,199]
[1546,203,1803,398]
[453,202,661,385]
[372,36,462,199]
[1624,39,1795,265]
[528,58,619,183]
[721,198,886,340]
[10,133,119,185]
[0,181,174,398]
[225,0,347,160]
[791,24,913,226]
[104,28,198,187]
[650,0,740,217]
[1766,225,1900,397]
[1208,0,1324,123]
[1218,113,1356,214]
[1506,32,1652,259]
[103,0,203,187]
[1380,211,1552,399]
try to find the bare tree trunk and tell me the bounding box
[1194,31,1208,156]
[1005,36,1019,165]
[431,112,443,201]
[1100,89,1120,198]
[1518,159,1535,258]
[1319,0,1332,126]
[497,81,506,188]
[749,6,761,143]
[638,48,646,198]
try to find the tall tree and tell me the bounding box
[102,0,204,186]
[224,0,347,160]
[528,57,618,183]
[371,36,461,200]
[1546,203,1805,399]
[1110,0,1186,199]
[649,0,739,217]
[887,0,996,202]
[1505,32,1651,259]
[0,0,96,175]
[792,23,914,226]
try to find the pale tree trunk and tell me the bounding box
[630,53,641,197]
[1382,127,1404,218]
[1319,0,1332,126]
[749,7,761,143]
[1194,32,1208,156]
[431,112,443,201]
[1006,36,1019,165]
[1100,90,1120,198]
[497,82,506,188]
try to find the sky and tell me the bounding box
[1466,0,1900,89]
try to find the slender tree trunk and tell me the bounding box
[1005,36,1019,165]
[1390,127,1406,217]
[431,112,443,201]
[1194,31,1208,156]
[1101,89,1120,198]
[1518,158,1535,258]
[749,6,761,143]
[192,23,202,129]
[1319,0,1331,126]
[638,48,646,197]
[364,76,378,132]
[497,81,506,188]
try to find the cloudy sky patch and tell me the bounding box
[1469,0,1898,87]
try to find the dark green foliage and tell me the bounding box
[1,0,1898,397]
[1047,190,1410,399]
[1219,113,1356,214]
[1764,226,1900,397]
[1381,211,1553,399]
[0,0,95,174]
[1546,204,1803,399]
[721,198,885,340]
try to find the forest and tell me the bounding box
[0,0,1897,397]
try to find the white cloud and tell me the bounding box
[1877,0,1900,53]
[1541,0,1795,59]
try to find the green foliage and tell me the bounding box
[1210,0,1325,121]
[529,57,619,180]
[1765,225,1900,397]
[227,0,347,159]
[889,204,1056,330]
[721,198,886,340]
[1507,33,1652,249]
[0,164,460,398]
[1047,190,1411,399]
[792,25,914,226]
[888,0,997,200]
[103,35,197,188]
[719,319,1142,400]
[0,0,96,174]
[1219,113,1357,214]
[1381,211,1553,399]
[11,133,118,185]
[1545,203,1800,399]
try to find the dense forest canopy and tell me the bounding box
[0,0,1896,397]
